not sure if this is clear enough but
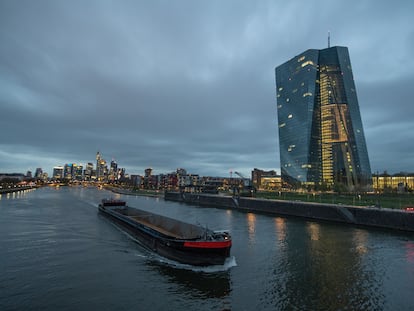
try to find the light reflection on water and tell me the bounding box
[260,221,389,310]
[405,241,414,263]
[1,187,414,310]
[246,212,256,245]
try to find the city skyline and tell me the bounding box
[1,1,414,177]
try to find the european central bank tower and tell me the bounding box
[275,46,372,191]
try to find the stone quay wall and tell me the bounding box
[164,192,414,232]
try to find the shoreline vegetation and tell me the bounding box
[104,186,163,198]
[254,191,414,210]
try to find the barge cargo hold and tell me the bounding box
[98,199,232,266]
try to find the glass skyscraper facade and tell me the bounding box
[275,46,372,191]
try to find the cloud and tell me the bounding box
[1,0,414,177]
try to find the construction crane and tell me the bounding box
[234,171,251,187]
[233,171,255,197]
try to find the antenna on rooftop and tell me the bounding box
[328,31,331,48]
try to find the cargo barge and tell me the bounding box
[98,199,232,266]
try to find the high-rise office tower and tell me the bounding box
[275,46,372,191]
[84,162,94,180]
[53,166,64,180]
[109,160,118,182]
[64,163,73,180]
[96,151,107,181]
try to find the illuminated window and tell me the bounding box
[303,92,312,97]
[277,104,282,109]
[288,114,293,119]
[298,56,305,62]
[279,123,286,128]
[278,87,283,91]
[301,60,315,67]
[286,98,290,102]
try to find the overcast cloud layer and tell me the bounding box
[1,0,414,177]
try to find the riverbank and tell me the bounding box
[105,186,163,197]
[256,191,414,210]
[164,191,414,232]
[0,186,37,194]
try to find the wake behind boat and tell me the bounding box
[98,199,232,266]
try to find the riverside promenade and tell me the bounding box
[165,191,414,232]
[0,186,36,194]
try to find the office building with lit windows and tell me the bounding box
[275,46,372,191]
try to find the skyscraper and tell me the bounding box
[275,46,372,191]
[109,160,118,182]
[96,151,107,182]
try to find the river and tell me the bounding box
[1,186,413,310]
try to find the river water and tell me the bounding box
[1,186,413,310]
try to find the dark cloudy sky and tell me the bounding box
[1,0,413,177]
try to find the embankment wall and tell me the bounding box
[164,192,414,232]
